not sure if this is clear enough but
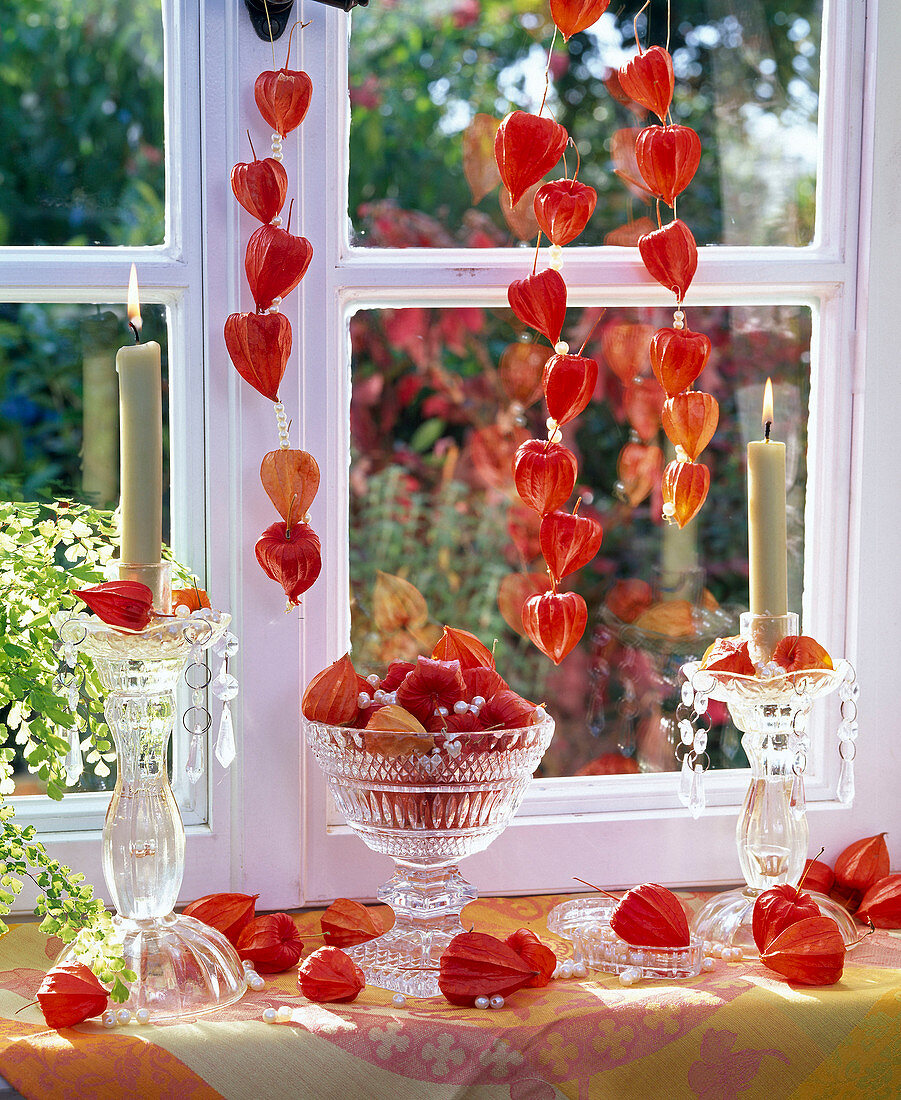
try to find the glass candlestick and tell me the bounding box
[680,612,860,955]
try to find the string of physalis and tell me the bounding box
[621,1,718,529]
[498,1,610,665]
[224,20,323,610]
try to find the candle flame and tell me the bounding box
[762,378,774,433]
[127,264,142,336]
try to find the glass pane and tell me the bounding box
[0,302,170,796]
[349,304,810,778]
[348,1,819,248]
[0,1,165,246]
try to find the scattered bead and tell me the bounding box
[554,341,570,355]
[618,970,635,986]
[116,1008,132,1025]
[392,993,407,1007]
[709,945,723,959]
[474,995,490,1010]
[243,960,255,971]
[250,976,265,991]
[436,706,449,717]
[572,962,587,978]
[276,1005,293,1022]
[453,700,468,714]
[701,957,716,972]
[174,604,190,618]
[102,1010,117,1029]
[560,961,574,979]
[489,994,505,1009]
[472,696,486,708]
[469,704,481,715]
[367,674,380,685]
[732,946,744,960]
[135,1008,151,1025]
[262,1007,278,1023]
[358,692,371,708]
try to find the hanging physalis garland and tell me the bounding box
[224,24,322,609]
[503,0,716,665]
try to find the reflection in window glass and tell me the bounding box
[349,304,810,777]
[0,1,165,246]
[349,1,820,248]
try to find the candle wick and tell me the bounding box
[764,420,772,442]
[129,322,141,344]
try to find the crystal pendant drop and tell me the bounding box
[678,752,693,807]
[185,727,205,784]
[64,727,83,786]
[837,758,855,805]
[789,772,806,818]
[215,703,236,768]
[688,763,705,819]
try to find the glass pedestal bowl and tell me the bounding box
[305,716,554,997]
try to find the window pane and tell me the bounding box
[0,1,165,246]
[348,1,819,248]
[349,304,810,778]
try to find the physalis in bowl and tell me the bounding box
[700,633,833,678]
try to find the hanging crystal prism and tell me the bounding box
[185,726,205,784]
[678,751,693,807]
[688,763,705,819]
[215,703,236,768]
[64,726,83,786]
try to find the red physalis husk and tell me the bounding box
[662,459,710,528]
[539,509,603,582]
[396,656,467,724]
[462,664,509,701]
[479,689,537,730]
[610,883,691,948]
[802,858,835,896]
[771,635,833,673]
[833,834,890,895]
[650,326,711,396]
[182,892,259,947]
[623,377,664,443]
[508,269,567,345]
[302,653,359,725]
[605,579,653,624]
[260,448,320,526]
[617,441,663,507]
[72,581,153,630]
[463,113,502,205]
[533,179,598,246]
[611,127,656,203]
[499,341,548,408]
[522,590,588,665]
[224,311,292,402]
[255,520,322,606]
[381,660,417,693]
[504,928,557,988]
[494,111,569,207]
[231,156,288,224]
[513,439,578,515]
[500,182,542,242]
[236,912,304,974]
[638,220,698,302]
[321,898,385,947]
[498,572,554,637]
[254,67,313,138]
[298,947,365,1003]
[37,963,109,1030]
[635,125,702,207]
[752,883,821,953]
[438,932,537,1006]
[601,321,653,384]
[618,46,675,124]
[857,874,901,929]
[661,391,719,462]
[759,916,845,985]
[245,224,313,312]
[542,353,599,426]
[701,635,755,675]
[550,0,611,41]
[432,626,495,671]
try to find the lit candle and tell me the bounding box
[116,265,163,566]
[747,379,788,616]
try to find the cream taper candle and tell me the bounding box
[116,265,162,566]
[747,379,788,616]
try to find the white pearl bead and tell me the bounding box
[271,296,282,305]
[116,1009,132,1025]
[472,696,486,708]
[262,1007,278,1023]
[272,153,283,162]
[276,1005,293,1021]
[271,132,282,142]
[550,429,563,444]
[102,1010,117,1029]
[474,995,490,1009]
[243,960,255,971]
[367,673,380,685]
[271,216,283,226]
[554,341,570,355]
[489,994,505,1009]
[135,1008,151,1025]
[702,957,716,972]
[572,962,587,978]
[618,971,634,986]
[732,946,744,960]
[560,962,573,978]
[392,993,407,1007]
[436,706,449,717]
[710,945,723,959]
[358,692,370,707]
[250,976,265,991]
[453,700,468,714]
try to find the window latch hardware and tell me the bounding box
[244,0,369,42]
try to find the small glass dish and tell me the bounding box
[547,897,705,980]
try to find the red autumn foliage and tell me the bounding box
[857,874,901,929]
[72,581,154,630]
[610,883,691,948]
[543,353,599,425]
[550,0,611,40]
[661,391,719,461]
[504,928,557,987]
[321,898,386,947]
[432,626,495,671]
[438,932,537,1005]
[183,892,259,947]
[834,834,890,895]
[37,964,109,1029]
[255,520,322,606]
[236,912,304,973]
[508,269,568,346]
[650,326,712,396]
[513,439,579,515]
[522,590,588,665]
[635,125,702,206]
[752,883,821,953]
[230,156,288,223]
[759,916,845,985]
[297,947,365,1003]
[619,46,675,123]
[254,67,313,138]
[244,224,313,312]
[662,459,710,528]
[302,653,360,725]
[539,509,604,581]
[494,111,569,207]
[224,311,292,402]
[533,179,598,246]
[638,220,698,302]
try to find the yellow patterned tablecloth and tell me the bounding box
[1,893,900,1100]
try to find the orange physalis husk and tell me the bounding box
[224,311,292,402]
[605,216,657,247]
[37,963,109,1030]
[479,689,538,730]
[601,321,653,384]
[759,916,845,985]
[605,579,653,624]
[72,581,153,630]
[260,448,320,525]
[550,0,611,41]
[171,588,210,613]
[497,572,554,637]
[701,635,755,675]
[638,220,698,302]
[463,113,502,205]
[635,125,702,207]
[662,459,710,528]
[438,932,537,1006]
[363,726,435,758]
[254,67,313,138]
[623,377,664,443]
[513,439,578,515]
[365,704,427,734]
[610,883,690,948]
[618,46,675,123]
[650,326,711,396]
[617,442,663,507]
[254,520,322,606]
[771,635,833,673]
[752,883,821,953]
[372,570,429,634]
[508,269,567,346]
[236,913,304,974]
[500,182,541,242]
[244,224,313,312]
[522,590,588,665]
[539,510,603,582]
[183,892,259,947]
[396,657,468,724]
[504,928,557,988]
[543,353,598,425]
[298,947,365,1003]
[533,179,598,246]
[499,341,548,408]
[833,834,890,895]
[494,111,569,207]
[610,127,656,203]
[321,898,385,948]
[661,391,719,461]
[302,653,359,725]
[432,626,495,671]
[633,600,694,638]
[802,858,835,896]
[462,664,509,701]
[231,156,288,223]
[857,874,901,929]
